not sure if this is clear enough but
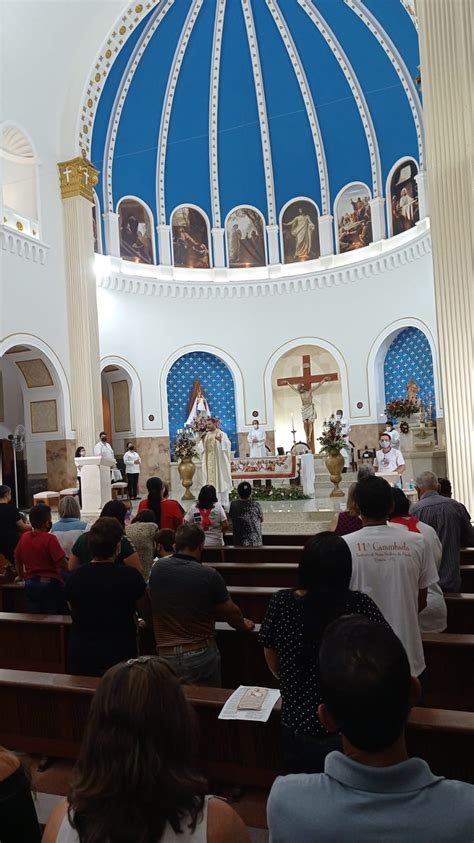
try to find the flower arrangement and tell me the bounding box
[190,415,220,434]
[385,398,419,419]
[174,428,198,462]
[317,418,347,455]
[229,485,310,501]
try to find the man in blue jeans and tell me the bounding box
[148,523,254,685]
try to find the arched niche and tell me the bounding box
[171,205,211,268]
[334,182,373,254]
[387,157,419,236]
[383,327,436,420]
[166,351,238,455]
[92,189,103,254]
[117,196,155,264]
[225,206,267,269]
[100,364,135,458]
[271,344,343,453]
[1,123,40,239]
[0,342,71,505]
[280,198,320,264]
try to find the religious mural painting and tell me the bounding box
[171,206,211,268]
[281,199,320,264]
[118,198,154,264]
[226,207,266,269]
[336,185,373,253]
[389,160,419,235]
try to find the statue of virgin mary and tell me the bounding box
[185,380,210,426]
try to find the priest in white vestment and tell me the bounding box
[247,420,266,458]
[199,417,232,506]
[283,208,315,260]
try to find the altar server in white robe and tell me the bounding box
[94,432,122,481]
[199,417,232,506]
[247,420,266,458]
[336,410,351,470]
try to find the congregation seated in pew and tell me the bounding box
[268,615,474,843]
[65,517,147,676]
[42,657,250,843]
[259,532,387,774]
[148,523,255,685]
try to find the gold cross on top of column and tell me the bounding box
[57,150,99,202]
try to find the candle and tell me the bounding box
[291,413,294,429]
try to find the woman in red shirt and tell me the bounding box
[15,504,67,614]
[137,477,184,530]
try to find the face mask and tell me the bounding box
[380,440,390,449]
[128,445,134,450]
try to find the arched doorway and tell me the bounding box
[271,345,342,453]
[101,364,135,473]
[383,327,436,420]
[166,352,238,455]
[0,343,69,505]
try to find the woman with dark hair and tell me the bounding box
[74,446,85,506]
[0,484,30,566]
[329,483,362,536]
[138,477,184,530]
[68,500,142,573]
[259,531,388,774]
[42,658,250,843]
[184,485,228,547]
[229,481,263,546]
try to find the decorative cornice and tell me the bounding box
[156,0,204,223]
[241,0,276,224]
[266,0,329,214]
[58,153,99,202]
[96,221,431,300]
[77,1,161,156]
[104,1,175,212]
[0,226,49,265]
[299,0,381,198]
[344,0,424,167]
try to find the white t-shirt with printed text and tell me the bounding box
[375,447,405,473]
[344,525,438,675]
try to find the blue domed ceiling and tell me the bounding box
[81,0,422,261]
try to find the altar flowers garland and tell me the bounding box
[317,417,347,455]
[189,415,220,434]
[174,428,199,461]
[385,398,419,419]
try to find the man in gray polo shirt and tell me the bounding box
[268,616,474,842]
[149,522,254,685]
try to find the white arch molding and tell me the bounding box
[160,345,246,434]
[279,196,320,264]
[169,203,213,268]
[367,318,442,423]
[116,195,157,264]
[263,337,351,431]
[1,120,42,237]
[385,156,419,236]
[333,181,372,254]
[100,355,145,438]
[0,333,73,439]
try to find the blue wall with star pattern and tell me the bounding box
[167,352,238,456]
[384,327,436,417]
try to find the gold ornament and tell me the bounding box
[135,4,143,12]
[105,49,112,58]
[87,98,93,108]
[57,154,100,203]
[16,221,24,232]
[95,72,101,82]
[119,25,126,34]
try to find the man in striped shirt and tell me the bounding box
[411,471,474,592]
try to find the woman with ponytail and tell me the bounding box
[138,477,184,530]
[258,532,388,774]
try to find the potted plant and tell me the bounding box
[174,428,199,500]
[318,418,346,497]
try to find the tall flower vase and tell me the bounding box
[325,452,345,497]
[178,458,196,500]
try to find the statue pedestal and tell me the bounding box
[75,456,114,518]
[400,419,436,450]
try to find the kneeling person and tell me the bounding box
[149,523,254,685]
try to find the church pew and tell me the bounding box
[0,612,69,673]
[1,668,474,785]
[224,534,312,547]
[460,566,474,593]
[0,582,27,612]
[206,563,298,589]
[445,594,474,634]
[227,587,279,622]
[460,548,474,564]
[202,546,304,565]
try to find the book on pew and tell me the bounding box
[218,685,280,722]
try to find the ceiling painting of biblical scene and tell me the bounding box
[171,206,211,269]
[390,160,419,236]
[226,207,266,269]
[281,199,320,264]
[336,185,373,254]
[118,198,154,265]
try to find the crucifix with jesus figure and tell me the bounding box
[277,355,338,452]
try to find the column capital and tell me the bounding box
[57,151,99,203]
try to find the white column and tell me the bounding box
[318,214,334,256]
[58,156,103,455]
[369,197,386,241]
[417,0,474,512]
[415,171,429,219]
[266,225,280,265]
[212,227,226,267]
[76,456,113,518]
[157,224,172,266]
[103,211,120,257]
